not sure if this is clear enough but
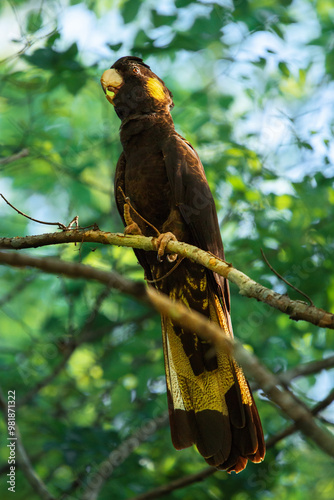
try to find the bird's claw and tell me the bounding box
[155,232,178,262]
[124,222,142,235]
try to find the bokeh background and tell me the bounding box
[0,0,333,499]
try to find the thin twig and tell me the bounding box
[80,412,170,500]
[250,355,334,392]
[1,195,98,232]
[118,186,160,236]
[261,248,314,306]
[146,256,185,283]
[17,286,114,408]
[0,27,58,65]
[0,148,29,166]
[0,275,36,307]
[267,389,334,448]
[278,356,334,385]
[129,468,216,500]
[17,348,74,408]
[66,215,79,229]
[0,193,67,230]
[17,310,153,408]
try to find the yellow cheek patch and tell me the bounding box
[146,78,166,101]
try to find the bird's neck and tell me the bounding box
[120,112,175,146]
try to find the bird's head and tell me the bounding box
[100,56,174,121]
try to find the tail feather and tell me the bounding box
[157,261,265,472]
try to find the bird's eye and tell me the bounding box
[132,67,139,74]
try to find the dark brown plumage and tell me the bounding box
[101,56,265,472]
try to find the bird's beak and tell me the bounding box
[100,69,124,105]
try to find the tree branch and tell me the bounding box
[0,148,29,166]
[266,388,334,448]
[80,412,170,500]
[231,342,334,458]
[0,275,36,307]
[278,356,334,385]
[0,230,333,329]
[251,355,334,391]
[17,311,153,409]
[0,250,333,463]
[129,468,216,500]
[129,390,334,500]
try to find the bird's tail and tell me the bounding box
[159,262,265,472]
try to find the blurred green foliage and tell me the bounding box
[0,0,333,499]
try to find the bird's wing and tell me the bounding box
[114,152,154,281]
[162,132,230,311]
[160,133,265,471]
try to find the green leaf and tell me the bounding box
[298,140,313,151]
[107,42,123,52]
[26,11,43,33]
[271,23,285,39]
[325,49,334,78]
[151,10,177,27]
[278,61,290,77]
[133,29,152,49]
[175,0,194,6]
[23,47,57,69]
[46,31,60,47]
[121,0,141,24]
[252,57,267,68]
[218,95,234,109]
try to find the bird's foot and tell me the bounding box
[155,232,178,262]
[123,201,143,235]
[124,222,142,236]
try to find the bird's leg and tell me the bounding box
[123,202,142,235]
[155,232,178,263]
[119,186,156,236]
[155,208,183,262]
[119,186,177,262]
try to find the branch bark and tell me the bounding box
[251,355,334,391]
[0,230,333,329]
[0,148,29,166]
[266,389,334,448]
[277,356,334,386]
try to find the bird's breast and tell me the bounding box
[123,144,172,233]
